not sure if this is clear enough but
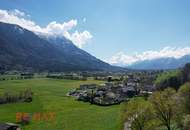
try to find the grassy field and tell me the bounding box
[0,78,123,130]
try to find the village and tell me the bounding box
[68,72,157,106]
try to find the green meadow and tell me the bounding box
[0,78,123,130]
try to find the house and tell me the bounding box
[143,84,155,92]
[0,123,20,130]
[125,87,136,98]
[79,84,97,90]
[20,73,34,79]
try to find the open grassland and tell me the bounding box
[0,78,123,130]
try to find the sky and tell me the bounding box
[0,0,190,66]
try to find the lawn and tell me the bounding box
[0,78,123,130]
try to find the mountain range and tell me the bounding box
[128,54,190,70]
[0,22,122,72]
[1,22,190,72]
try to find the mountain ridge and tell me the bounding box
[128,54,190,70]
[0,22,123,72]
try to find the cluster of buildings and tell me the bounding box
[68,77,142,106]
[68,72,156,106]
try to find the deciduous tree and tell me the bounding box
[149,88,176,130]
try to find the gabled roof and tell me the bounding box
[0,123,20,130]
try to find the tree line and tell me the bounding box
[0,89,33,104]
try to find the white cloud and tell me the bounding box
[11,9,25,17]
[107,47,190,66]
[0,9,92,48]
[68,30,92,48]
[45,20,77,35]
[0,9,42,32]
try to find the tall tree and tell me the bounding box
[149,88,176,130]
[124,99,154,130]
[178,83,190,114]
[181,63,190,83]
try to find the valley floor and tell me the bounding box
[0,78,123,130]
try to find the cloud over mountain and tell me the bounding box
[107,47,190,66]
[0,9,92,48]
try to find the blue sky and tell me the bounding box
[0,0,190,65]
